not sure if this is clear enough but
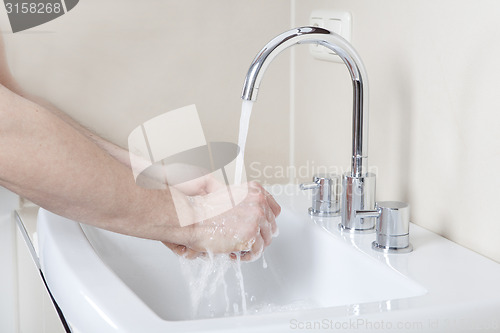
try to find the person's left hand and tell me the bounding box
[163,180,280,261]
[163,172,227,259]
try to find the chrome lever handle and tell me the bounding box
[355,209,380,218]
[300,174,340,217]
[299,182,320,191]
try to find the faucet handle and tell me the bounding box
[300,174,340,217]
[299,182,320,190]
[357,201,412,253]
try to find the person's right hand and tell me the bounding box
[163,181,280,261]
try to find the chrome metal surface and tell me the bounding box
[300,174,340,217]
[358,201,413,253]
[299,182,320,191]
[340,173,376,233]
[241,26,375,232]
[377,201,410,236]
[372,241,413,254]
[241,26,369,178]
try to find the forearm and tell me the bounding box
[0,85,189,241]
[9,86,132,168]
[0,39,280,258]
[29,95,132,167]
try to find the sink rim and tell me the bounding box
[78,206,428,321]
[37,185,500,332]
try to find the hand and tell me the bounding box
[163,181,280,261]
[172,172,226,196]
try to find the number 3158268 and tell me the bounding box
[5,2,62,14]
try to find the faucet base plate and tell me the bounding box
[308,207,340,217]
[338,223,375,234]
[371,241,413,254]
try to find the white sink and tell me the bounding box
[38,185,500,332]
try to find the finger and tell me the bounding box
[162,241,203,259]
[162,241,186,255]
[260,212,273,246]
[265,202,278,236]
[246,181,263,196]
[268,207,279,237]
[184,248,204,259]
[247,181,281,217]
[265,191,281,217]
[241,235,264,262]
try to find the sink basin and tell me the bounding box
[38,185,500,332]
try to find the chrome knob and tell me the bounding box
[356,201,413,253]
[300,174,340,217]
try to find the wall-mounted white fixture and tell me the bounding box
[309,10,352,63]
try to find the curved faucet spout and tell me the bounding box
[241,26,369,178]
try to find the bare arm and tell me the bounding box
[0,84,187,240]
[0,85,280,258]
[0,36,131,167]
[0,36,184,239]
[0,36,280,259]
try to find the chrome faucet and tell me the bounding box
[241,26,376,233]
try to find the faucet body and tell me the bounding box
[242,26,376,232]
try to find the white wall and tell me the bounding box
[3,0,291,184]
[293,0,500,262]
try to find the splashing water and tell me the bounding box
[234,100,253,186]
[176,101,311,319]
[179,252,248,319]
[179,102,255,319]
[178,252,318,319]
[231,253,247,314]
[262,253,268,269]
